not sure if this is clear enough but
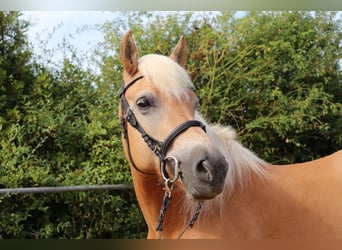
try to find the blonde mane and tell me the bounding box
[138,54,194,99]
[182,114,269,218]
[208,124,268,193]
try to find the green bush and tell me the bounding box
[0,12,146,239]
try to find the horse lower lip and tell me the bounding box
[189,185,222,200]
[191,192,216,200]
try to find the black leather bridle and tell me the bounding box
[119,75,206,179]
[118,75,206,238]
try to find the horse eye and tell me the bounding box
[136,97,151,109]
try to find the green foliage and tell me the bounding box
[0,11,341,238]
[0,12,146,239]
[212,11,342,163]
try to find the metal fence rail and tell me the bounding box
[0,184,133,195]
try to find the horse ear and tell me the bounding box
[120,30,139,76]
[170,36,187,67]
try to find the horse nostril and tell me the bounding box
[195,160,213,182]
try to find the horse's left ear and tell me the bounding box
[169,36,187,67]
[120,30,139,76]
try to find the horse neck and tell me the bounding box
[130,163,272,239]
[131,167,268,239]
[131,170,189,238]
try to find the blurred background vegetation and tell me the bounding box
[0,11,341,238]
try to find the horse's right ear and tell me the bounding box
[120,30,139,76]
[170,36,187,67]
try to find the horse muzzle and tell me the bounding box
[166,145,229,200]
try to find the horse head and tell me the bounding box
[119,31,228,200]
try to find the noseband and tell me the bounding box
[119,75,206,238]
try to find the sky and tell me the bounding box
[23,11,116,47]
[21,11,118,67]
[21,11,342,70]
[21,11,221,70]
[21,11,226,71]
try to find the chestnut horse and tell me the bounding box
[119,31,342,239]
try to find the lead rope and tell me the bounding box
[177,201,203,239]
[155,179,203,239]
[156,180,173,239]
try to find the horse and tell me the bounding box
[118,30,342,239]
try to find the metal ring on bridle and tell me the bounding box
[160,156,180,183]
